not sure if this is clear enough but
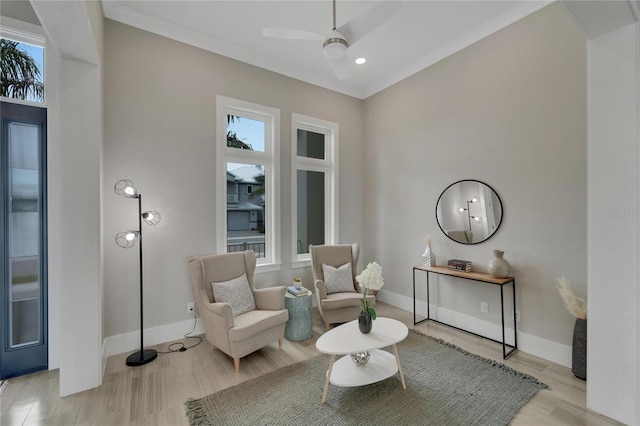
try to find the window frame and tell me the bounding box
[291,113,339,268]
[0,17,46,107]
[216,96,281,272]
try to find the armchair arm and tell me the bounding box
[314,279,328,300]
[254,286,286,310]
[200,301,234,329]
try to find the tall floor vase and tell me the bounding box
[572,318,587,380]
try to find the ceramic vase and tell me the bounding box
[422,243,436,267]
[358,310,372,334]
[488,250,511,277]
[572,318,587,380]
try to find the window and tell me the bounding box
[0,26,45,104]
[216,96,280,271]
[292,114,338,267]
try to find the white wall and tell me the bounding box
[102,20,364,342]
[363,3,587,361]
[31,0,104,396]
[586,22,640,425]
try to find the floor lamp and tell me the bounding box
[458,198,482,232]
[114,179,161,367]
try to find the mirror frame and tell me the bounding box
[435,179,503,245]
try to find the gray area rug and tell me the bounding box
[186,330,547,425]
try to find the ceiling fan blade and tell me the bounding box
[263,27,325,40]
[337,1,401,45]
[327,55,351,80]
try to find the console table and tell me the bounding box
[412,265,517,359]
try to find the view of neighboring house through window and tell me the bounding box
[226,163,266,256]
[292,114,338,265]
[0,37,44,103]
[216,96,280,270]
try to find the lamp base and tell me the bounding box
[126,349,157,367]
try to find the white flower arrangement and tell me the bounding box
[356,262,384,319]
[556,276,587,320]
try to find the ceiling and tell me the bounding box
[101,0,552,99]
[2,0,546,99]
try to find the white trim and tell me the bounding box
[46,39,60,372]
[291,113,338,264]
[0,97,45,108]
[292,259,312,269]
[0,17,47,107]
[0,16,46,45]
[376,289,572,368]
[216,96,281,271]
[103,317,204,358]
[101,288,571,368]
[255,262,282,274]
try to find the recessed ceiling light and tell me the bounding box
[355,57,366,65]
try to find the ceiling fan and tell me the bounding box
[263,0,401,80]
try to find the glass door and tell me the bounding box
[0,101,47,379]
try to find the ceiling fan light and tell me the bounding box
[323,38,348,60]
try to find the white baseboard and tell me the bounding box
[101,292,571,369]
[377,289,572,368]
[102,317,204,358]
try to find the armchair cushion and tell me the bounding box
[322,262,356,294]
[229,309,289,342]
[320,292,370,310]
[211,273,256,316]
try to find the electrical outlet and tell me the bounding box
[480,301,489,314]
[515,310,521,322]
[187,302,195,313]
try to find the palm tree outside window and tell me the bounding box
[0,38,44,103]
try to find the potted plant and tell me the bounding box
[356,262,385,333]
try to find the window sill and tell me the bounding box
[255,262,282,274]
[291,259,311,269]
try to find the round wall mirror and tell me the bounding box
[436,180,503,245]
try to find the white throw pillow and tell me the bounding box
[322,262,356,294]
[211,273,256,316]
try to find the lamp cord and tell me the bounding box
[157,312,202,354]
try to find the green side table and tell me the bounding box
[284,291,313,341]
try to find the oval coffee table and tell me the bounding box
[315,317,409,404]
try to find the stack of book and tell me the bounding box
[447,259,472,272]
[287,286,310,297]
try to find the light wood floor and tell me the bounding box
[0,303,620,426]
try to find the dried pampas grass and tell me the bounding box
[556,276,587,320]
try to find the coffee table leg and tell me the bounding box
[322,354,336,404]
[392,344,406,390]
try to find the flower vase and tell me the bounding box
[488,250,511,278]
[422,243,436,267]
[358,310,372,334]
[572,318,587,380]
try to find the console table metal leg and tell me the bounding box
[500,286,506,359]
[321,354,336,404]
[413,268,417,325]
[426,271,430,321]
[392,343,406,390]
[513,280,518,350]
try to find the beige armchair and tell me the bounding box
[309,243,375,331]
[188,251,288,372]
